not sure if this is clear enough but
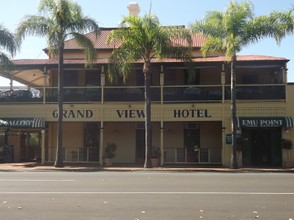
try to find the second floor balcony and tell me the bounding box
[1,55,288,105]
[0,83,286,104]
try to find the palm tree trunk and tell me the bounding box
[54,42,64,167]
[143,62,152,168]
[230,54,238,169]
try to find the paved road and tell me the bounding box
[0,171,293,220]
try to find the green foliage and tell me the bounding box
[104,143,117,159]
[107,14,193,83]
[15,0,100,67]
[190,0,294,60]
[281,138,293,150]
[0,24,17,69]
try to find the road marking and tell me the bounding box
[0,179,75,182]
[0,191,293,195]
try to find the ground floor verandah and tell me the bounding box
[1,119,293,168]
[45,121,223,166]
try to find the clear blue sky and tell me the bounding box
[0,0,293,85]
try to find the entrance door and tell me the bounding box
[20,131,41,162]
[136,128,145,164]
[249,128,281,167]
[184,128,200,162]
[84,123,99,162]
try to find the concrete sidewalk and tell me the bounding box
[1,162,294,172]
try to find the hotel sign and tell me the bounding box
[238,117,294,128]
[173,109,211,119]
[52,109,93,119]
[117,110,145,118]
[115,109,212,119]
[50,108,213,121]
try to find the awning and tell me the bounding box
[0,118,44,128]
[0,119,8,126]
[237,117,294,128]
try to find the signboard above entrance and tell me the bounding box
[0,118,44,128]
[237,117,293,128]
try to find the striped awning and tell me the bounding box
[0,119,8,126]
[0,118,44,128]
[237,117,294,128]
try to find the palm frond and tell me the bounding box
[108,46,133,83]
[201,37,224,58]
[71,32,96,67]
[191,0,294,59]
[15,15,51,44]
[190,11,225,39]
[0,52,13,69]
[68,17,100,37]
[0,25,17,56]
[107,14,193,82]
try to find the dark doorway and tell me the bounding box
[184,124,200,162]
[243,128,282,167]
[84,122,99,162]
[136,126,145,165]
[20,131,41,162]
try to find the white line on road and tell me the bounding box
[0,191,293,195]
[0,179,75,182]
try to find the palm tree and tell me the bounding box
[15,0,100,167]
[107,14,192,168]
[190,1,293,168]
[0,24,17,68]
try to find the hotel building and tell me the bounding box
[0,4,293,168]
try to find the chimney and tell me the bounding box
[128,2,140,16]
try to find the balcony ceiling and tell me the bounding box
[0,68,46,87]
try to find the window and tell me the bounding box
[64,70,78,86]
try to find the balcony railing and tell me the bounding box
[104,86,144,102]
[47,146,221,164]
[0,83,286,104]
[164,147,222,164]
[225,85,286,100]
[47,87,101,102]
[47,147,100,162]
[164,85,222,102]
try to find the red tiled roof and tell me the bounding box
[193,55,289,62]
[64,28,114,50]
[12,55,288,66]
[61,28,206,50]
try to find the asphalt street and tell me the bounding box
[0,171,293,220]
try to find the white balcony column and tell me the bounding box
[221,63,225,103]
[160,123,164,166]
[99,124,104,165]
[9,77,13,90]
[41,130,46,164]
[43,67,47,104]
[283,63,288,84]
[283,64,288,101]
[160,65,164,104]
[101,66,105,104]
